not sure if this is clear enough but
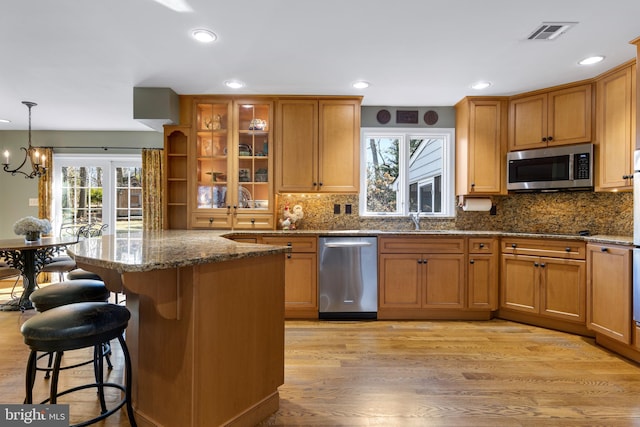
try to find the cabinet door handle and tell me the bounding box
[534,262,539,267]
[417,259,423,264]
[469,259,475,264]
[623,174,632,179]
[313,182,317,186]
[287,253,292,259]
[318,182,323,187]
[251,218,255,224]
[540,263,546,268]
[471,183,475,188]
[286,242,292,246]
[541,137,547,142]
[601,247,608,252]
[209,217,214,224]
[547,136,553,141]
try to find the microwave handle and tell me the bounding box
[568,154,574,181]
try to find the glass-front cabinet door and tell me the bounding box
[233,100,273,228]
[194,100,233,228]
[192,98,273,229]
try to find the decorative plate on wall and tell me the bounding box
[376,109,391,124]
[424,110,439,125]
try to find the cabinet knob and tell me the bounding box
[542,137,547,142]
[565,247,571,252]
[534,262,539,267]
[286,242,292,246]
[540,263,546,268]
[251,218,255,224]
[287,253,292,259]
[318,182,323,187]
[209,217,213,224]
[623,174,631,179]
[601,247,608,252]
[547,136,553,141]
[511,243,517,248]
[469,259,475,264]
[479,243,484,248]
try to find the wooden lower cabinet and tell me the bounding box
[378,236,492,320]
[379,253,465,310]
[468,238,499,310]
[587,243,632,344]
[500,238,588,334]
[262,236,318,319]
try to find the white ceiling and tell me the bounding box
[1,0,639,131]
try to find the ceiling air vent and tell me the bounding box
[527,22,577,40]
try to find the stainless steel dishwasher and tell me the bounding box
[318,236,377,319]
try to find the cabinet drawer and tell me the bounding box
[262,236,317,253]
[379,237,464,254]
[234,214,274,230]
[501,238,585,260]
[468,237,498,254]
[191,213,232,229]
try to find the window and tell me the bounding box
[52,155,143,235]
[360,128,454,217]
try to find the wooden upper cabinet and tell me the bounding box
[455,97,507,196]
[595,61,636,191]
[508,83,593,151]
[276,97,361,193]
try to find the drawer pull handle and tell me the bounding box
[469,259,475,264]
[287,242,292,246]
[479,243,484,248]
[511,243,517,248]
[601,247,608,252]
[565,247,571,252]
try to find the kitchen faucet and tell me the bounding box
[409,213,420,230]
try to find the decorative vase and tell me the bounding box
[24,231,41,243]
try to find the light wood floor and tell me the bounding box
[2,286,640,426]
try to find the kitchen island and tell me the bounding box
[68,230,288,427]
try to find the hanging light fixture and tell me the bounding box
[2,101,46,179]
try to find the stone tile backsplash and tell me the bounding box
[275,191,632,236]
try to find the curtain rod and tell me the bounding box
[47,146,149,151]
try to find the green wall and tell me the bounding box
[0,130,162,238]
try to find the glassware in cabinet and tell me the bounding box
[236,102,272,211]
[195,102,231,210]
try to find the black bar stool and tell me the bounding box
[29,279,112,378]
[21,302,137,427]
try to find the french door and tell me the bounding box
[52,154,142,236]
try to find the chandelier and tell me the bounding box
[2,101,46,179]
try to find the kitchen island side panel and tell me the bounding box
[120,254,285,427]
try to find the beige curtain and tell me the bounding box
[142,148,163,230]
[38,147,53,227]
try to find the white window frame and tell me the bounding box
[359,127,455,218]
[52,154,142,235]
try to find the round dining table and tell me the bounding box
[0,236,78,311]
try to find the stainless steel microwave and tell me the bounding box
[507,143,593,191]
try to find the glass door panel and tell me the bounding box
[196,102,230,210]
[237,102,271,210]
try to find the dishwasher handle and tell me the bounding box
[323,241,373,248]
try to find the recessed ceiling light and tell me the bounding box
[192,29,217,43]
[471,81,492,90]
[352,81,370,89]
[0,119,10,123]
[579,55,604,66]
[224,80,245,89]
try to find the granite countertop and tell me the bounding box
[67,229,290,273]
[225,229,634,245]
[68,228,633,274]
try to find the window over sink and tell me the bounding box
[359,128,454,217]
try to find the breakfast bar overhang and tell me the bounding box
[68,230,287,427]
